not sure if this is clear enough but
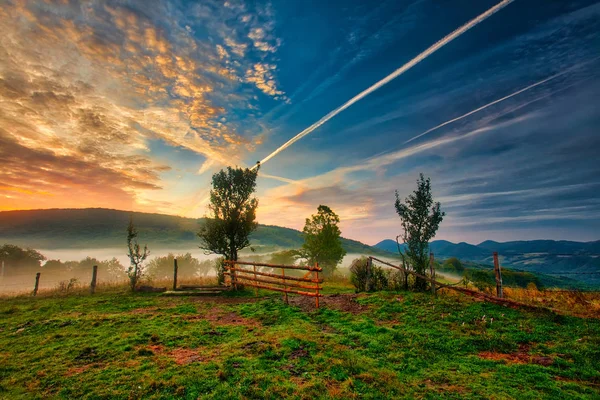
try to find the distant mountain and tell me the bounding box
[374,239,400,253]
[430,241,489,258]
[375,237,600,284]
[0,208,389,256]
[375,239,488,258]
[477,240,600,255]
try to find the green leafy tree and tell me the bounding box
[0,244,46,273]
[394,174,445,291]
[198,165,259,262]
[126,217,150,291]
[301,205,346,277]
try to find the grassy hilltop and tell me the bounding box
[1,286,599,399]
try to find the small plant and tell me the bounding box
[56,278,79,294]
[127,216,150,291]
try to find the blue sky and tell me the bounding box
[0,0,599,244]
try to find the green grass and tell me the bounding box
[1,287,599,399]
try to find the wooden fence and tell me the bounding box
[368,256,542,309]
[223,260,323,308]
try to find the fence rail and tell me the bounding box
[224,260,323,308]
[368,256,543,310]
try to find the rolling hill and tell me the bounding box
[0,208,388,256]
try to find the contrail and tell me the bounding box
[251,0,515,170]
[403,69,574,145]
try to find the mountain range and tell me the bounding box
[375,239,600,283]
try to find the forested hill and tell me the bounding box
[0,208,387,255]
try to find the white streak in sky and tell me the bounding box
[403,68,575,145]
[252,0,515,169]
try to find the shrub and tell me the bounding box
[215,257,226,285]
[349,257,369,292]
[387,269,405,291]
[370,266,389,291]
[349,257,404,292]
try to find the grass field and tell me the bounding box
[1,283,599,399]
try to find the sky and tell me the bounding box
[1,0,599,245]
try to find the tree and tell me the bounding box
[127,216,150,291]
[146,253,212,280]
[394,174,445,291]
[443,257,464,273]
[269,249,300,266]
[301,205,346,277]
[0,244,46,273]
[198,165,259,262]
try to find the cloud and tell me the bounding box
[245,63,285,97]
[0,0,287,212]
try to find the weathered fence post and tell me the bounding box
[493,252,503,298]
[253,264,258,296]
[90,265,98,294]
[232,261,238,290]
[173,258,178,291]
[33,272,40,296]
[429,253,436,296]
[366,257,372,292]
[315,263,320,309]
[281,267,288,304]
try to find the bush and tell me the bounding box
[215,257,226,285]
[387,269,405,291]
[370,266,389,291]
[349,257,405,292]
[349,257,369,292]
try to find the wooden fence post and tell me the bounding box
[281,267,288,304]
[33,272,40,296]
[232,261,238,290]
[429,253,436,296]
[315,263,320,309]
[173,258,178,291]
[366,257,372,292]
[493,252,503,298]
[253,264,258,296]
[90,265,98,294]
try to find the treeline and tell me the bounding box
[0,244,216,283]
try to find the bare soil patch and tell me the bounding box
[478,344,554,366]
[187,296,266,305]
[129,307,160,314]
[288,293,369,313]
[183,308,261,327]
[141,344,208,365]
